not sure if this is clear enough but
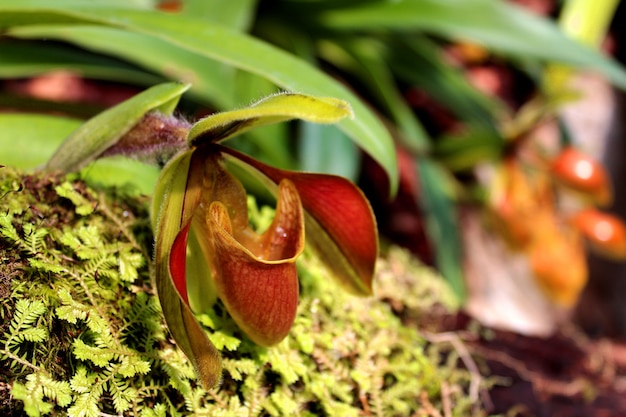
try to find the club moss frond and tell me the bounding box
[0,167,493,416]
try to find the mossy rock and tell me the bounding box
[0,168,485,416]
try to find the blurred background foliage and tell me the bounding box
[1,0,625,313]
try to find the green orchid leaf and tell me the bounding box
[188,92,353,146]
[0,40,162,85]
[0,113,159,195]
[319,38,431,154]
[317,0,626,90]
[0,2,399,194]
[79,156,160,196]
[434,126,504,172]
[230,70,294,170]
[46,82,190,173]
[391,37,499,130]
[298,123,360,180]
[153,149,222,389]
[8,25,235,109]
[181,0,257,31]
[0,113,81,169]
[417,158,465,300]
[223,147,377,296]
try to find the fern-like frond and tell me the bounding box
[109,376,137,414]
[28,257,66,274]
[55,288,88,324]
[69,367,95,394]
[222,358,257,381]
[0,212,19,242]
[72,339,115,367]
[117,354,151,378]
[22,223,48,255]
[7,300,47,339]
[118,248,144,282]
[140,403,169,417]
[67,391,101,417]
[55,182,95,216]
[12,327,48,345]
[12,371,72,417]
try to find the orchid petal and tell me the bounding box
[222,147,377,296]
[193,179,304,346]
[170,222,191,305]
[187,92,353,146]
[153,149,222,388]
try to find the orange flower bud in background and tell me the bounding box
[550,147,612,206]
[572,209,626,260]
[529,227,588,307]
[156,1,182,12]
[489,161,550,248]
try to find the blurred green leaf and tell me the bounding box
[46,81,190,173]
[78,156,159,196]
[0,113,80,169]
[317,0,626,90]
[417,158,465,300]
[434,126,504,172]
[0,113,159,194]
[391,37,499,129]
[8,25,236,109]
[298,123,360,180]
[0,41,161,85]
[181,0,257,31]
[0,2,399,194]
[319,38,431,153]
[230,70,294,169]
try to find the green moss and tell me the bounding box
[0,168,489,416]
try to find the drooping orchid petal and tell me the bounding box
[221,146,377,296]
[153,149,222,389]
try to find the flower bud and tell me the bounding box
[572,209,626,260]
[529,229,587,307]
[550,147,612,206]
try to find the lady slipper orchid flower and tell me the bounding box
[152,93,378,388]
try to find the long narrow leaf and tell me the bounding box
[317,0,626,90]
[0,113,160,194]
[417,158,465,300]
[0,41,161,85]
[319,38,431,154]
[8,25,236,109]
[391,37,499,129]
[181,0,257,31]
[0,2,399,194]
